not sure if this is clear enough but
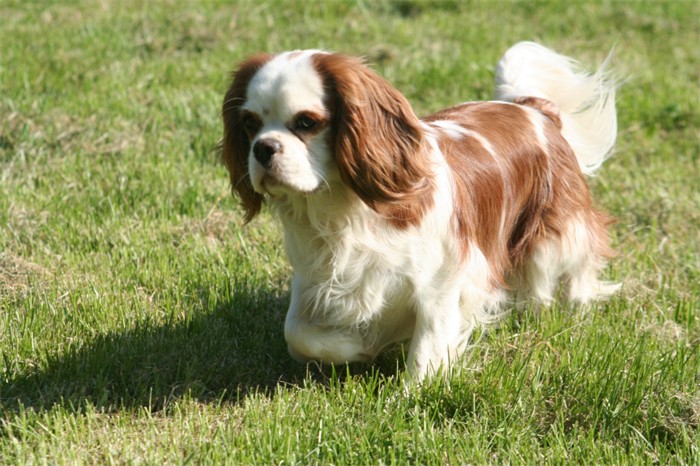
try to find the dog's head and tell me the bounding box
[221,50,433,226]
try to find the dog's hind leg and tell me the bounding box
[563,212,619,305]
[521,213,618,307]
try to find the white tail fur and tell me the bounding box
[495,42,617,176]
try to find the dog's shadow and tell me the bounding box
[2,282,397,413]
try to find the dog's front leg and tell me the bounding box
[406,288,464,380]
[283,290,374,365]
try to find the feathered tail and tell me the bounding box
[495,41,617,175]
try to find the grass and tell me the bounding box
[1,0,698,463]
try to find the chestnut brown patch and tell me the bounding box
[424,101,612,286]
[312,53,435,229]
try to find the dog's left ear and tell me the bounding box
[313,53,433,228]
[221,54,271,223]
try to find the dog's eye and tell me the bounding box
[242,114,259,132]
[295,115,317,131]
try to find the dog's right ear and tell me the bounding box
[221,54,271,222]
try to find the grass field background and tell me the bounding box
[1,0,698,463]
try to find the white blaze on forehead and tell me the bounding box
[244,50,327,118]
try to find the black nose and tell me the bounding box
[253,139,281,169]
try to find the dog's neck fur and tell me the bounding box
[268,181,414,326]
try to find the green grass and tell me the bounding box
[1,0,698,463]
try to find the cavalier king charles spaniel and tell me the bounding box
[221,42,619,380]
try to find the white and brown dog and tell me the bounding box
[221,42,619,380]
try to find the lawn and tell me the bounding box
[1,0,698,463]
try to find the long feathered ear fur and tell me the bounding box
[221,54,271,222]
[312,54,434,228]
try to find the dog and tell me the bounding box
[221,42,619,380]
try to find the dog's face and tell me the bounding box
[221,50,433,225]
[239,51,333,196]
